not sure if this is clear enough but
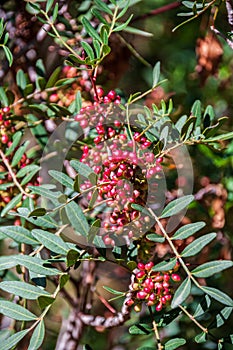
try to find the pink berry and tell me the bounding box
[136,271,146,279]
[145,262,154,270]
[107,90,117,100]
[136,291,147,299]
[1,134,9,144]
[137,262,145,270]
[97,87,104,97]
[171,274,181,282]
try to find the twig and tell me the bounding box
[149,306,164,350]
[131,1,182,23]
[0,149,34,198]
[179,305,208,333]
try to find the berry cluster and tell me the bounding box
[126,261,181,312]
[0,107,39,217]
[48,66,91,107]
[72,94,164,245]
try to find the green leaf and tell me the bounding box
[91,9,108,25]
[195,332,207,343]
[181,232,216,257]
[146,233,165,243]
[28,185,61,202]
[11,140,30,167]
[16,69,27,91]
[129,324,152,335]
[15,255,61,276]
[94,0,113,14]
[193,295,211,318]
[28,320,45,350]
[1,193,22,217]
[82,17,102,42]
[66,249,80,268]
[0,255,19,271]
[172,221,206,240]
[171,277,191,308]
[0,87,9,106]
[113,14,134,32]
[88,219,100,244]
[0,226,38,245]
[27,114,48,147]
[123,26,153,37]
[52,3,59,22]
[100,26,109,45]
[160,195,194,218]
[164,338,186,349]
[38,295,55,309]
[201,286,233,307]
[0,300,37,321]
[192,260,233,278]
[70,160,97,184]
[81,41,95,60]
[88,188,98,209]
[28,208,47,217]
[46,0,54,13]
[103,286,125,295]
[48,170,74,189]
[191,100,202,127]
[59,274,70,289]
[1,329,30,350]
[152,61,161,87]
[0,281,50,299]
[3,46,13,67]
[131,203,151,216]
[16,164,40,178]
[45,67,61,88]
[17,207,58,229]
[152,258,177,272]
[74,90,82,113]
[65,201,89,236]
[208,306,233,329]
[32,229,69,255]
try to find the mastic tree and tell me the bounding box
[0,1,233,349]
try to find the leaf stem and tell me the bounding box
[0,149,33,198]
[179,305,208,333]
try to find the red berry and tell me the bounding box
[145,262,154,270]
[136,291,147,299]
[126,299,134,306]
[1,134,9,144]
[155,302,163,312]
[97,87,104,97]
[171,274,181,282]
[137,262,145,270]
[136,271,146,279]
[107,90,117,101]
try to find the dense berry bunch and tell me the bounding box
[72,94,164,245]
[0,107,39,216]
[127,261,181,312]
[49,66,92,107]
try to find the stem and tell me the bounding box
[131,1,182,23]
[127,80,167,105]
[148,306,164,350]
[147,208,201,289]
[47,181,111,213]
[0,149,34,198]
[10,86,62,108]
[179,305,208,333]
[126,104,136,153]
[41,10,83,61]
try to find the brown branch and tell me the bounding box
[131,1,182,23]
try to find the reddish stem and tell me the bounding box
[131,1,182,23]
